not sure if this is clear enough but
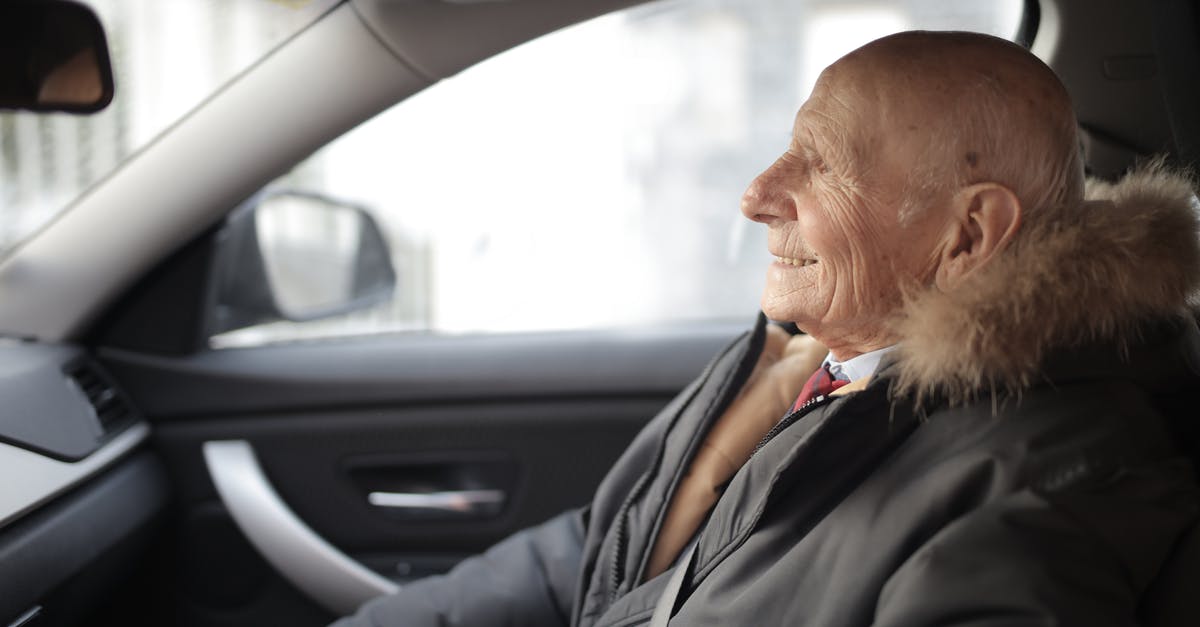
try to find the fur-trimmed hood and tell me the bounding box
[892,162,1200,404]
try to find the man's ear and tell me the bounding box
[935,183,1022,291]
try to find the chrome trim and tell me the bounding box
[1031,0,1062,62]
[368,489,506,513]
[0,422,149,529]
[7,604,42,627]
[203,440,398,615]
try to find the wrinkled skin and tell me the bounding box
[741,61,949,360]
[739,31,1079,362]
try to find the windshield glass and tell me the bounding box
[0,0,337,257]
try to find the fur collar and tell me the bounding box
[892,161,1200,405]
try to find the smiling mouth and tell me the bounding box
[775,255,818,267]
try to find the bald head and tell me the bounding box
[742,31,1085,358]
[835,31,1084,216]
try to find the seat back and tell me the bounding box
[1139,316,1200,625]
[1140,522,1200,627]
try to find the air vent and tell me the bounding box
[66,360,135,433]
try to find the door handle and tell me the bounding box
[367,489,506,515]
[203,440,398,615]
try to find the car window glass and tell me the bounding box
[0,0,336,259]
[210,0,1023,348]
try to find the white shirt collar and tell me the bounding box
[825,345,897,382]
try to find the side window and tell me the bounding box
[210,0,1022,348]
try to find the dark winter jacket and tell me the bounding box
[332,166,1200,626]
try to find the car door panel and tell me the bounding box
[98,323,744,625]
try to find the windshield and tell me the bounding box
[0,0,337,257]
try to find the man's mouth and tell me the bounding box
[775,255,818,267]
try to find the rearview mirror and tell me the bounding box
[0,0,115,113]
[208,191,398,336]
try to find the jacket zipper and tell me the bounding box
[608,396,833,616]
[606,328,760,604]
[607,379,716,603]
[607,468,651,603]
[752,395,835,455]
[689,390,917,592]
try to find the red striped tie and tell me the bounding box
[789,363,849,413]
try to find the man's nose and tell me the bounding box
[740,159,797,224]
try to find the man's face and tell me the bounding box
[740,64,945,356]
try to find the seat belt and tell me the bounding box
[648,543,697,627]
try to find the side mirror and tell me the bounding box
[208,191,398,337]
[0,0,115,113]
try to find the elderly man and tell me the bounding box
[334,30,1200,627]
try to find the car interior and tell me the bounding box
[0,0,1197,626]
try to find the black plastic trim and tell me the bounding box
[0,451,169,625]
[1151,0,1200,176]
[100,321,744,420]
[1016,0,1041,49]
[88,225,219,357]
[0,343,131,462]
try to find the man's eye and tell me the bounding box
[799,146,829,175]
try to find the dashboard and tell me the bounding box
[0,341,164,626]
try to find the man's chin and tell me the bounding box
[760,297,816,328]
